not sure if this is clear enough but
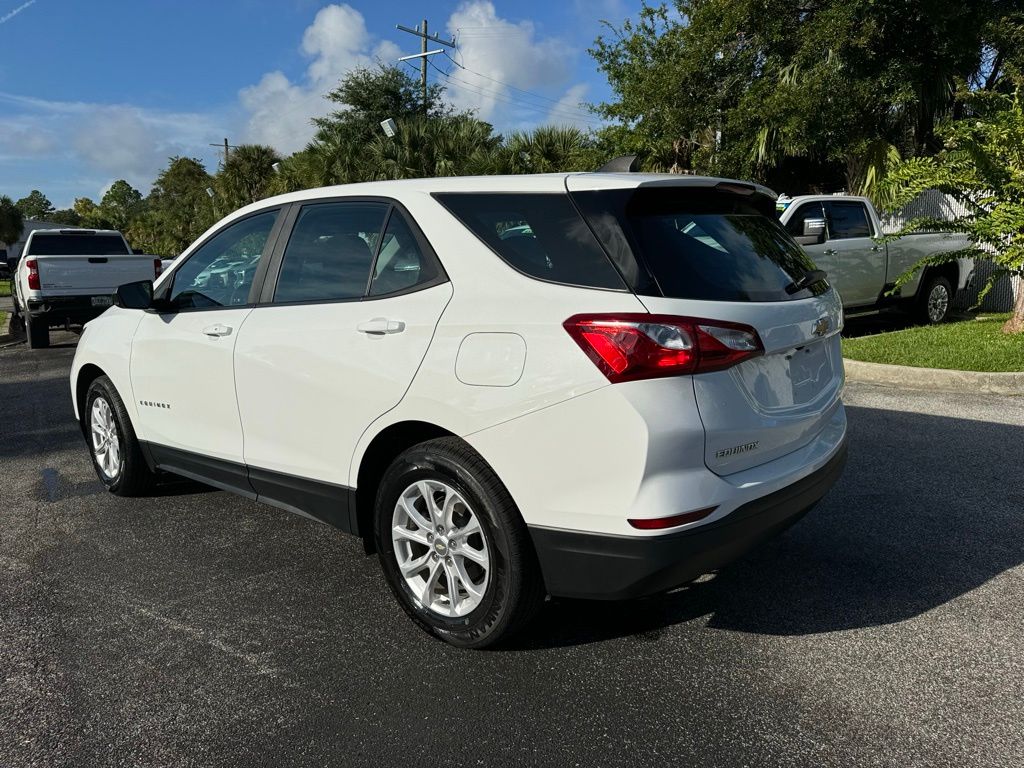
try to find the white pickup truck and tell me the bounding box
[777,195,973,323]
[11,229,161,349]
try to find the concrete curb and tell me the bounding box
[844,358,1024,396]
[0,308,12,344]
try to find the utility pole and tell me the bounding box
[396,19,456,114]
[208,138,239,168]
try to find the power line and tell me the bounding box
[428,61,601,126]
[395,18,456,113]
[440,49,596,118]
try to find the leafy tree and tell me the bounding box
[99,180,145,232]
[0,195,24,246]
[214,144,281,210]
[49,209,83,226]
[499,126,601,174]
[15,189,54,220]
[881,90,1024,334]
[73,197,113,229]
[591,1,1024,193]
[132,157,215,257]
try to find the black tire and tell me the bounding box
[26,314,49,349]
[374,438,545,649]
[84,375,155,496]
[917,274,953,324]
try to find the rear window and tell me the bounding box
[433,193,626,290]
[573,188,825,302]
[27,233,129,256]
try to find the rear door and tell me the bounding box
[233,199,451,515]
[571,184,844,476]
[822,200,883,306]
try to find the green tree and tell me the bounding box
[881,90,1024,334]
[365,115,502,180]
[99,180,145,232]
[48,209,83,226]
[214,144,282,210]
[15,189,54,220]
[133,157,215,257]
[499,126,601,174]
[591,1,1024,193]
[0,195,24,246]
[73,197,113,229]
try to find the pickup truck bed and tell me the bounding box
[12,229,159,349]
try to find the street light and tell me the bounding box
[380,118,397,138]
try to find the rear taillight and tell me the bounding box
[154,258,162,278]
[563,313,763,383]
[26,259,40,290]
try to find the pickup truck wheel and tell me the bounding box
[85,376,155,496]
[374,438,545,649]
[26,315,49,349]
[919,275,953,324]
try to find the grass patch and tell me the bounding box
[0,279,10,297]
[842,313,1024,372]
[0,311,6,331]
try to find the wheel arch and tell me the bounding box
[353,420,459,552]
[920,262,960,297]
[74,363,107,437]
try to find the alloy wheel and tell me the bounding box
[927,283,949,322]
[391,480,491,618]
[90,397,122,480]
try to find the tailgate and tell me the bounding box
[642,294,844,475]
[36,255,157,296]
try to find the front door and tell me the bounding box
[130,209,280,471]
[822,200,883,306]
[234,200,451,516]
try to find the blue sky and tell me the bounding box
[0,0,632,208]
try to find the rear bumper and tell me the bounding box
[528,439,847,600]
[26,295,112,324]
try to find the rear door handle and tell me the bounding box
[357,317,405,335]
[203,323,233,337]
[823,248,838,256]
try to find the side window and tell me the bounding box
[368,210,442,296]
[783,202,825,237]
[825,201,872,239]
[168,210,277,309]
[274,202,388,303]
[434,193,625,289]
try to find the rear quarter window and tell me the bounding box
[433,193,626,290]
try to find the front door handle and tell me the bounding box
[203,323,233,337]
[823,248,838,256]
[357,317,405,335]
[870,245,883,252]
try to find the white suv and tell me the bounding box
[71,172,847,648]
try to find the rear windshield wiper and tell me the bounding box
[785,269,828,295]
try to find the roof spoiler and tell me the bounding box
[597,155,640,173]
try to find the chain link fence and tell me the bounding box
[878,190,1019,312]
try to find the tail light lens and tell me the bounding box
[564,313,763,382]
[26,258,40,290]
[154,258,163,278]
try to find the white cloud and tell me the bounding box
[238,3,402,153]
[546,83,592,129]
[443,1,578,123]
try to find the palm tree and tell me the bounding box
[366,116,501,180]
[215,144,282,209]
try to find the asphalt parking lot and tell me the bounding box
[1,331,1022,767]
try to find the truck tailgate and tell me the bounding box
[35,255,157,296]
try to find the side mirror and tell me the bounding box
[794,217,826,246]
[115,280,154,310]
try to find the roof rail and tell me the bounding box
[597,155,640,173]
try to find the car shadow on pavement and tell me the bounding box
[514,404,1024,649]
